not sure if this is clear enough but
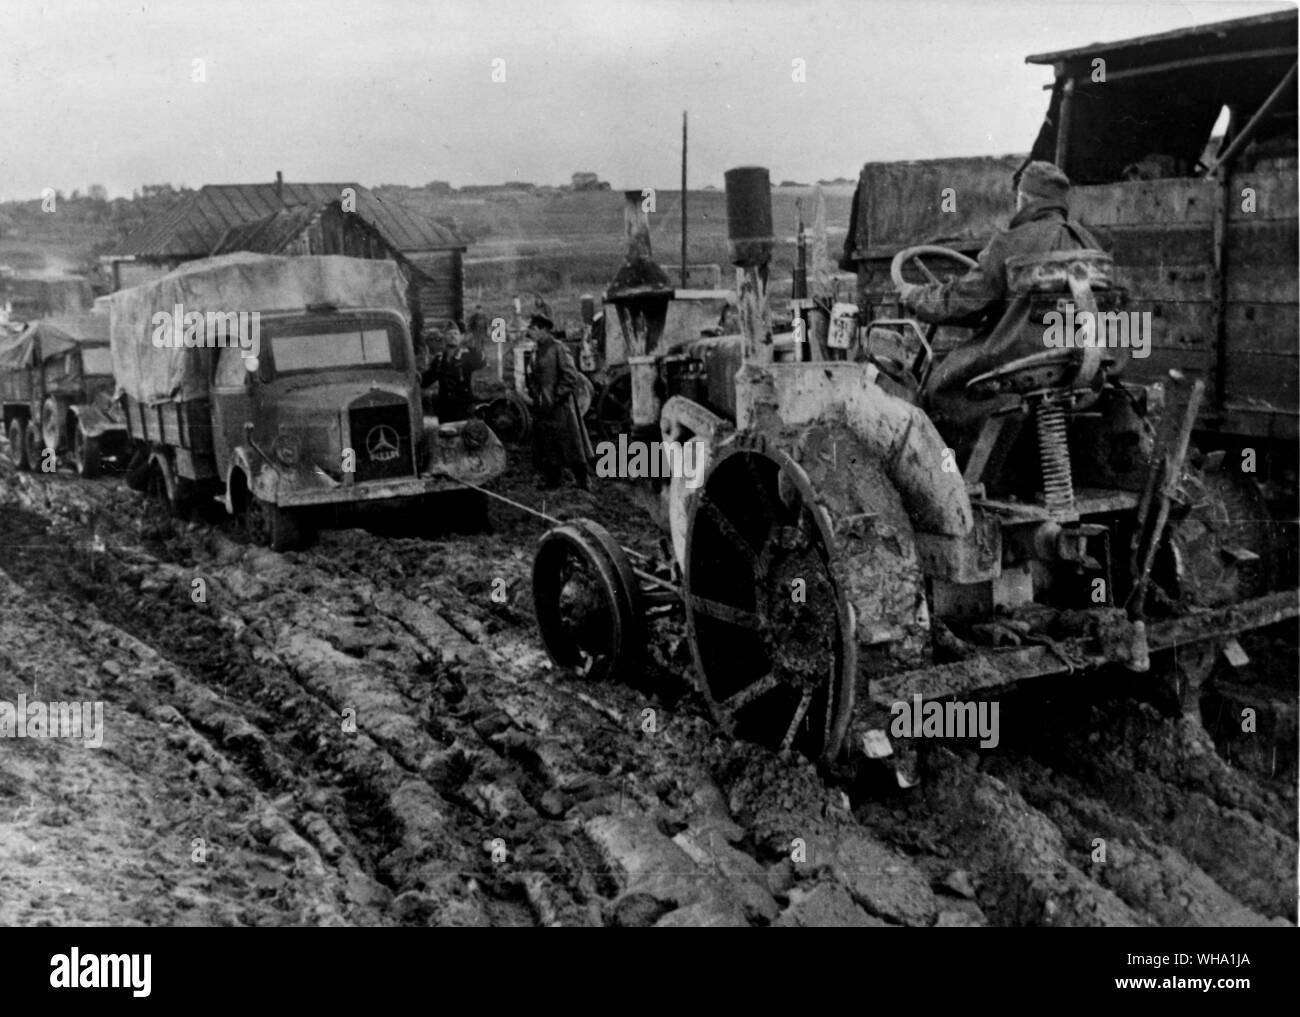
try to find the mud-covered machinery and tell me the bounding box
[531,166,1297,768]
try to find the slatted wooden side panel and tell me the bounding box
[407,252,464,327]
[1073,169,1298,438]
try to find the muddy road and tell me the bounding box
[0,446,1294,927]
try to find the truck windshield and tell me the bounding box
[268,324,402,376]
[80,346,113,377]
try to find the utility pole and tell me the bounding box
[680,110,688,289]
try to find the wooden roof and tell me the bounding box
[111,182,465,259]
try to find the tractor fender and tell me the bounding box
[736,362,973,539]
[660,395,734,569]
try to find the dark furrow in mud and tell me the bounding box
[1,459,1295,927]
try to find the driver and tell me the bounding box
[897,161,1101,457]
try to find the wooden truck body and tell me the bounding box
[843,9,1297,506]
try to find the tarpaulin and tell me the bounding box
[109,253,410,403]
[0,313,108,371]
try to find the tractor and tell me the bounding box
[529,165,1296,773]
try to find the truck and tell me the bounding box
[841,8,1298,520]
[0,312,130,476]
[109,253,505,550]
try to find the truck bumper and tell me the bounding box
[254,423,507,509]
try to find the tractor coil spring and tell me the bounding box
[1036,401,1076,520]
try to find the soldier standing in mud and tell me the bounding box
[896,160,1105,460]
[426,323,485,422]
[526,314,592,490]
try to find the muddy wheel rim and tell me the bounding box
[684,435,855,764]
[532,518,642,681]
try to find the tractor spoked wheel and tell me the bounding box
[594,373,633,441]
[684,438,856,765]
[484,394,532,443]
[533,518,644,682]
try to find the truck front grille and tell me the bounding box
[349,402,413,483]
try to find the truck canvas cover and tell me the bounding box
[0,313,110,371]
[109,253,410,403]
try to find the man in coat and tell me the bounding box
[897,161,1104,458]
[426,323,485,422]
[526,314,593,490]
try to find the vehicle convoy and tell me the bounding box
[528,11,1299,771]
[109,253,505,551]
[0,312,130,477]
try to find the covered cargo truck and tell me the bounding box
[0,312,129,476]
[109,253,505,550]
[843,8,1298,515]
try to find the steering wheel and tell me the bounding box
[891,245,978,289]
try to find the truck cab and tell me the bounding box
[114,254,505,550]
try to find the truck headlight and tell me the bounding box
[461,418,489,451]
[273,432,302,467]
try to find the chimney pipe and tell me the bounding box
[275,171,283,201]
[623,190,653,262]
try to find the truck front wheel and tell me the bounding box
[8,419,30,470]
[73,424,103,478]
[246,496,312,552]
[25,421,45,471]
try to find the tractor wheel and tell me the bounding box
[72,423,103,478]
[25,420,45,472]
[8,418,29,470]
[484,394,532,443]
[594,373,633,441]
[1158,458,1280,608]
[1148,457,1283,716]
[683,426,929,765]
[533,518,643,682]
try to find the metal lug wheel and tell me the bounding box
[533,518,644,681]
[484,393,532,442]
[684,435,858,765]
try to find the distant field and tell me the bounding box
[385,185,859,325]
[0,183,862,328]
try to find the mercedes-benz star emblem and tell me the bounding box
[365,425,401,462]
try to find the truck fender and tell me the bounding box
[69,402,126,439]
[224,447,278,515]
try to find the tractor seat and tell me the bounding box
[966,249,1124,403]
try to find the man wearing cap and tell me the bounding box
[426,322,485,422]
[897,161,1102,456]
[526,314,593,490]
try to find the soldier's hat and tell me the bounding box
[528,313,555,332]
[1015,161,1071,201]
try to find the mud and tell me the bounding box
[0,444,1295,926]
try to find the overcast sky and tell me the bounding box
[0,0,1288,200]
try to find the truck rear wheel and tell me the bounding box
[73,424,103,479]
[146,454,193,519]
[8,419,29,470]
